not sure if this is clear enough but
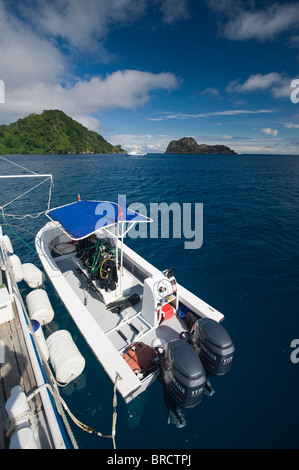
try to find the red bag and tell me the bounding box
[122,342,157,373]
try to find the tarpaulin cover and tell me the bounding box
[47,200,151,239]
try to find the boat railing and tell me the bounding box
[0,228,76,449]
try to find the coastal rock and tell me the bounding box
[165,137,236,155]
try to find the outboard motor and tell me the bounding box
[160,339,206,408]
[192,318,234,376]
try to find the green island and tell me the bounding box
[0,110,125,155]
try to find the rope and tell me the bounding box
[41,372,122,449]
[3,211,49,219]
[0,222,64,262]
[112,373,121,449]
[1,176,53,210]
[6,410,35,439]
[0,155,40,175]
[0,155,54,216]
[0,210,36,254]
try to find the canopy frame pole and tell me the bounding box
[120,220,125,297]
[45,200,152,299]
[102,221,140,299]
[115,223,119,298]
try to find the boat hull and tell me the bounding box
[36,221,224,403]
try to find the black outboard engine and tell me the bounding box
[192,318,234,376]
[160,339,206,408]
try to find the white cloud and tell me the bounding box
[284,122,299,129]
[227,72,293,98]
[18,0,191,53]
[18,0,148,54]
[1,70,179,125]
[109,133,170,152]
[192,131,293,154]
[262,128,278,136]
[0,0,180,127]
[160,0,191,24]
[207,1,299,41]
[73,115,103,133]
[201,87,220,97]
[72,71,178,111]
[226,73,282,93]
[226,3,299,41]
[148,109,274,120]
[110,130,299,155]
[0,0,65,89]
[271,79,294,99]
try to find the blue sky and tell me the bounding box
[0,0,299,154]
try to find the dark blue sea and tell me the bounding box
[1,153,299,450]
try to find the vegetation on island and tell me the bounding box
[0,110,125,155]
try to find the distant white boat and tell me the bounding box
[126,149,147,156]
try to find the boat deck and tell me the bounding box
[55,254,188,354]
[0,300,41,449]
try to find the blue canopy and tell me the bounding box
[47,200,152,240]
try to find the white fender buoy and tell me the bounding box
[5,385,30,421]
[46,330,85,383]
[30,319,49,361]
[26,289,54,325]
[2,234,13,253]
[5,385,39,449]
[8,254,23,283]
[22,263,45,288]
[9,427,39,449]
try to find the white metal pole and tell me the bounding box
[0,174,52,178]
[120,220,124,297]
[0,226,3,286]
[115,221,119,298]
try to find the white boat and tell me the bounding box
[0,228,77,449]
[0,166,123,448]
[36,198,234,409]
[126,149,147,156]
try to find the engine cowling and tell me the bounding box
[192,318,234,376]
[160,339,206,408]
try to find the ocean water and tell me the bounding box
[0,153,299,450]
